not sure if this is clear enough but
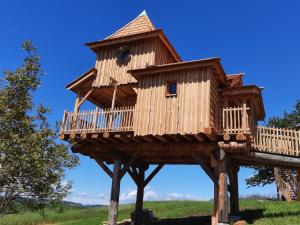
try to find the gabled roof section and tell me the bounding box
[106,10,155,39]
[226,73,244,87]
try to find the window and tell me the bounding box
[166,81,177,97]
[117,46,131,64]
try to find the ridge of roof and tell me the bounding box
[106,11,155,40]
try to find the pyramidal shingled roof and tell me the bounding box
[106,10,155,39]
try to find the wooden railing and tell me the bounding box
[61,106,135,134]
[222,105,251,134]
[253,126,300,156]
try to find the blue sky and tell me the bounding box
[1,0,299,205]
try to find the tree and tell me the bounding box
[246,100,300,187]
[0,41,79,217]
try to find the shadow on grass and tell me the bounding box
[240,208,265,224]
[146,215,211,225]
[240,208,300,224]
[144,209,300,225]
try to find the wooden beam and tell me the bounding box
[78,89,94,107]
[144,164,164,187]
[114,134,130,143]
[182,134,194,142]
[94,158,113,178]
[192,152,217,185]
[128,168,138,185]
[193,134,206,142]
[120,153,139,178]
[154,135,168,143]
[170,134,182,142]
[204,127,217,141]
[127,134,143,143]
[141,135,155,142]
[232,152,300,168]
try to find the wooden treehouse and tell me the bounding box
[60,11,300,225]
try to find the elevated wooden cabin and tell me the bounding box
[60,11,300,225]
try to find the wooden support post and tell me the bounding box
[129,164,162,225]
[108,159,122,225]
[74,93,81,113]
[217,149,229,223]
[135,166,146,225]
[296,169,300,200]
[108,78,118,132]
[72,93,81,130]
[212,167,219,225]
[228,163,239,215]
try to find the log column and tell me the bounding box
[212,168,219,225]
[217,149,229,223]
[296,169,300,200]
[108,159,122,225]
[228,163,239,215]
[135,166,147,225]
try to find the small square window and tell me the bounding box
[166,81,177,97]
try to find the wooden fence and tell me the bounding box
[253,126,300,156]
[61,106,135,134]
[222,105,251,134]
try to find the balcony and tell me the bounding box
[61,106,135,134]
[221,105,254,135]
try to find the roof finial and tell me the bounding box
[139,10,147,17]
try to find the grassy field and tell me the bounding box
[2,200,300,225]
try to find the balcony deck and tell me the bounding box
[61,106,135,134]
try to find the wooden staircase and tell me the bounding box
[274,167,300,201]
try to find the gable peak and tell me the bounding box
[106,10,155,39]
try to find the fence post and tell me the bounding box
[241,103,248,133]
[93,107,99,132]
[61,110,67,133]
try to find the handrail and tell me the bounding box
[61,106,135,134]
[253,126,300,156]
[222,105,251,134]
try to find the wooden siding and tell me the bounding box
[93,37,176,87]
[154,37,177,65]
[134,68,211,136]
[210,75,220,130]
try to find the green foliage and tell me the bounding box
[246,100,300,187]
[0,41,79,217]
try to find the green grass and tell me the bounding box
[2,200,300,225]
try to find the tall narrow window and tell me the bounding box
[166,81,177,97]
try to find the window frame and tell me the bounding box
[165,81,177,97]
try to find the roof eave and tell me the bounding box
[85,29,181,63]
[66,68,97,91]
[129,58,224,80]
